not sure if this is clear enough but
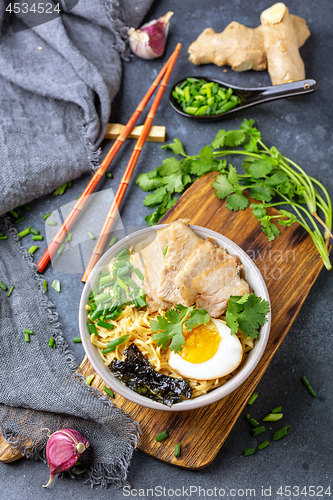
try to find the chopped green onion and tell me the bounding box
[105,307,122,321]
[247,392,258,405]
[108,236,118,247]
[263,413,283,422]
[301,376,316,397]
[43,212,51,220]
[72,336,82,343]
[15,217,26,224]
[18,228,31,239]
[48,338,55,348]
[271,406,282,414]
[272,426,291,441]
[243,448,255,456]
[251,426,266,436]
[155,430,169,442]
[117,249,130,259]
[7,285,14,297]
[0,236,8,240]
[116,277,128,292]
[102,335,129,354]
[105,172,113,178]
[113,260,127,269]
[100,274,112,286]
[23,328,34,335]
[9,210,18,219]
[32,235,43,241]
[23,204,30,211]
[57,243,65,255]
[51,279,61,292]
[90,307,102,322]
[104,386,114,397]
[43,279,48,292]
[30,228,39,235]
[24,332,30,343]
[133,268,144,280]
[97,320,115,330]
[0,281,7,291]
[88,231,95,240]
[258,440,270,450]
[87,323,97,335]
[248,418,260,428]
[53,183,68,196]
[28,245,39,254]
[117,266,130,277]
[94,292,110,304]
[174,443,181,458]
[46,220,57,226]
[163,246,168,256]
[65,232,72,242]
[85,374,95,386]
[245,413,250,421]
[68,181,72,189]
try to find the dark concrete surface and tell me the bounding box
[1,0,332,498]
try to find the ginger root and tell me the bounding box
[188,2,310,85]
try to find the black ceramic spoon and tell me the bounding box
[169,77,318,120]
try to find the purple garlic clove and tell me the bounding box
[43,428,89,488]
[128,11,174,60]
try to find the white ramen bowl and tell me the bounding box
[79,224,271,412]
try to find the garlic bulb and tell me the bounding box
[128,11,174,60]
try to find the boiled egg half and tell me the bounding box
[169,318,243,380]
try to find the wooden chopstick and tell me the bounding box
[36,52,175,274]
[81,43,182,283]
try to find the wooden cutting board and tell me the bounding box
[0,172,326,467]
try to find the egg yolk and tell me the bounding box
[181,323,220,364]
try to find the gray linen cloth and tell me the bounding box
[0,0,154,487]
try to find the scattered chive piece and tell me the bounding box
[43,279,48,292]
[243,448,255,456]
[102,335,129,354]
[7,285,14,297]
[301,376,317,398]
[248,418,260,428]
[271,406,282,414]
[53,183,68,196]
[163,246,168,256]
[15,217,26,224]
[0,281,7,291]
[174,443,181,458]
[30,228,39,235]
[85,374,95,386]
[23,204,30,211]
[245,413,250,420]
[46,220,57,226]
[28,245,39,254]
[0,232,3,236]
[48,338,55,347]
[9,210,19,219]
[105,172,113,178]
[72,336,82,343]
[24,332,30,343]
[18,228,31,238]
[108,236,118,247]
[251,426,266,436]
[32,235,43,241]
[263,413,283,422]
[258,440,270,450]
[248,392,258,405]
[104,386,114,398]
[66,232,72,242]
[116,277,128,292]
[133,268,144,280]
[51,279,61,293]
[272,425,291,441]
[88,231,95,240]
[43,212,51,220]
[0,236,8,240]
[155,430,169,442]
[87,323,97,335]
[57,243,65,255]
[97,320,115,330]
[23,328,34,335]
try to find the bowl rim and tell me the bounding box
[79,224,271,412]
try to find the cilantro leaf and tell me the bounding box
[245,158,274,179]
[161,138,187,156]
[185,308,210,331]
[244,135,259,153]
[145,193,177,226]
[143,187,167,207]
[226,193,249,211]
[261,218,280,241]
[240,119,262,140]
[250,185,274,202]
[157,157,182,177]
[226,294,269,339]
[278,209,297,227]
[224,130,246,147]
[190,145,218,176]
[211,174,234,199]
[265,172,289,186]
[211,129,226,149]
[251,204,267,220]
[136,170,164,191]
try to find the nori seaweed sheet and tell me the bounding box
[109,344,192,407]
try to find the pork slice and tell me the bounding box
[192,254,242,296]
[157,220,203,305]
[195,276,250,317]
[173,239,228,305]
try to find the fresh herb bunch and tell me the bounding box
[225,294,270,340]
[136,119,332,270]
